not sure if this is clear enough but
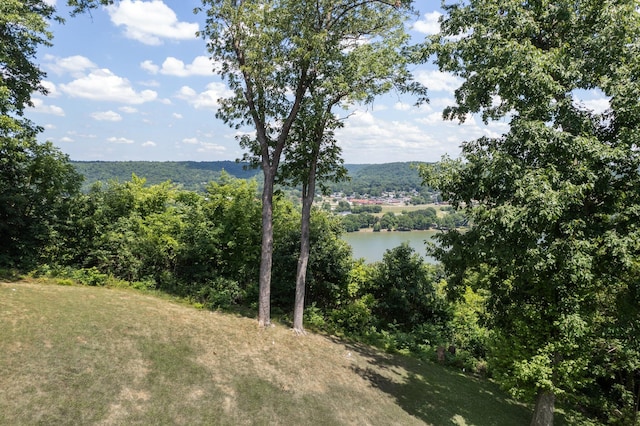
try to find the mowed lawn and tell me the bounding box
[0,281,537,425]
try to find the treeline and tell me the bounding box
[72,161,434,197]
[72,161,261,192]
[341,207,468,232]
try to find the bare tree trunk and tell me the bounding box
[258,168,275,327]
[530,389,555,426]
[292,179,315,333]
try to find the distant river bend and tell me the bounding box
[341,230,439,264]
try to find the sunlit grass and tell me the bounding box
[0,280,545,425]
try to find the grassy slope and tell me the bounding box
[0,281,537,425]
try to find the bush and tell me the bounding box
[329,294,376,333]
[195,277,243,310]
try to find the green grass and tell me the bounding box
[0,280,548,425]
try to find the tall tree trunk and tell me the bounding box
[292,177,315,333]
[258,167,275,327]
[530,389,555,426]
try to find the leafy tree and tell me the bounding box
[0,0,115,270]
[0,138,82,269]
[278,100,347,332]
[367,243,449,334]
[335,200,351,212]
[197,0,422,326]
[424,1,640,423]
[379,212,397,230]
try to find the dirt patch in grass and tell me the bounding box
[0,281,536,425]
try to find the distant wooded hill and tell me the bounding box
[72,161,432,195]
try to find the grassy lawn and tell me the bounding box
[0,280,551,425]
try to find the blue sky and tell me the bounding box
[27,1,608,164]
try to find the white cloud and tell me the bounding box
[180,137,226,153]
[197,142,226,153]
[173,113,183,119]
[67,130,98,138]
[44,54,97,77]
[177,86,197,98]
[414,70,461,93]
[107,0,199,45]
[161,56,215,76]
[140,60,159,74]
[581,98,610,113]
[29,98,65,116]
[394,102,411,111]
[119,106,138,113]
[572,91,610,114]
[142,141,157,147]
[60,69,157,104]
[40,81,59,97]
[107,137,135,144]
[142,56,216,76]
[91,110,123,121]
[416,111,445,126]
[413,11,442,35]
[336,110,438,160]
[59,136,74,143]
[139,80,160,87]
[176,82,233,110]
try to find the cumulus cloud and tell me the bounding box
[91,110,122,121]
[40,81,59,97]
[119,106,138,113]
[107,0,199,45]
[29,98,65,116]
[335,110,440,162]
[572,90,610,114]
[60,69,157,104]
[59,136,74,143]
[161,56,215,76]
[414,70,461,93]
[107,136,134,144]
[142,141,157,147]
[176,82,232,109]
[180,137,226,153]
[197,142,226,153]
[44,55,97,77]
[413,11,442,35]
[173,113,183,119]
[140,60,160,74]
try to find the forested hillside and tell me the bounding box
[72,161,261,191]
[72,161,431,195]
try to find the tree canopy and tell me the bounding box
[424,1,640,424]
[196,0,423,326]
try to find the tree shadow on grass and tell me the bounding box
[334,339,536,426]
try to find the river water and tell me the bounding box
[341,229,440,264]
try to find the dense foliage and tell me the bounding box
[0,139,82,269]
[425,0,640,423]
[328,162,432,197]
[340,207,466,232]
